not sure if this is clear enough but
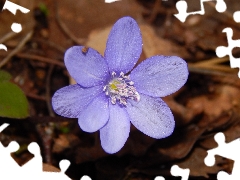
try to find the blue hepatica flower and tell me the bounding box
[52,16,189,154]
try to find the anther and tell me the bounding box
[103,71,140,105]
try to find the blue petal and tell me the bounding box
[100,103,130,154]
[126,93,175,139]
[104,16,142,74]
[52,84,102,118]
[64,46,109,87]
[78,94,109,133]
[131,56,188,97]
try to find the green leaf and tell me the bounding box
[0,70,12,82]
[0,82,29,118]
[60,126,70,134]
[39,3,49,16]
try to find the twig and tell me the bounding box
[27,93,46,101]
[32,38,66,53]
[55,3,86,45]
[43,65,56,164]
[36,124,53,164]
[0,116,75,124]
[0,31,33,68]
[17,53,64,67]
[120,168,139,180]
[46,65,55,117]
[0,31,17,44]
[14,53,65,67]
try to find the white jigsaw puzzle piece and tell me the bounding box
[171,165,190,180]
[233,11,240,23]
[154,176,165,180]
[0,124,20,176]
[0,123,9,132]
[204,132,240,180]
[1,0,30,50]
[59,159,71,174]
[0,124,19,178]
[40,160,72,180]
[21,142,42,174]
[11,22,22,33]
[0,141,21,179]
[20,142,73,180]
[0,44,7,51]
[81,175,92,180]
[215,27,240,78]
[2,0,30,14]
[0,124,78,180]
[174,0,227,22]
[105,0,121,3]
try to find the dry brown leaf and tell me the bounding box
[53,133,80,153]
[43,163,72,180]
[200,115,240,150]
[141,24,191,59]
[86,23,191,58]
[177,148,226,178]
[43,163,61,172]
[163,95,202,127]
[156,125,206,160]
[57,0,143,39]
[75,127,155,164]
[186,85,240,130]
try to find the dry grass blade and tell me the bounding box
[188,56,238,75]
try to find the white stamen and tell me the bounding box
[103,71,140,105]
[112,72,116,76]
[129,81,134,85]
[103,86,106,91]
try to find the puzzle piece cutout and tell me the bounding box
[0,0,30,51]
[154,176,165,180]
[154,165,190,180]
[174,0,226,22]
[0,123,9,132]
[233,11,240,23]
[0,44,7,51]
[0,140,21,177]
[2,0,30,33]
[204,132,240,180]
[20,142,43,176]
[105,0,121,3]
[2,0,30,15]
[0,123,91,180]
[215,27,240,78]
[0,124,21,179]
[81,175,92,180]
[171,165,190,180]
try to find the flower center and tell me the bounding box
[103,72,140,105]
